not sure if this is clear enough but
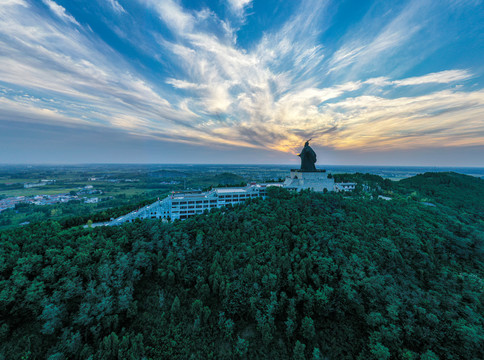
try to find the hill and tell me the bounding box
[1,178,483,359]
[397,172,484,213]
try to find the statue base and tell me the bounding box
[282,169,334,192]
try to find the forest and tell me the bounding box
[0,172,482,359]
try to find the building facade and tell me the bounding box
[283,169,335,192]
[108,183,272,225]
[107,175,358,226]
[334,182,356,192]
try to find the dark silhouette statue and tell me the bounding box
[298,140,317,171]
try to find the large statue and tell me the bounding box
[298,140,317,171]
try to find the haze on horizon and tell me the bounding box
[0,0,483,167]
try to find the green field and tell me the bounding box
[0,187,79,197]
[0,178,37,184]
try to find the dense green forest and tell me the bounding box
[0,173,483,359]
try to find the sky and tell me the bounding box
[0,0,483,166]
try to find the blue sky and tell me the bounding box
[0,0,483,166]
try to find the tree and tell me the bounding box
[312,348,322,360]
[369,342,390,360]
[294,341,306,360]
[420,350,439,360]
[40,303,63,335]
[170,296,180,321]
[301,316,316,341]
[235,337,249,357]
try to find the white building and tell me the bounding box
[24,182,46,188]
[283,170,335,192]
[334,182,357,192]
[108,183,272,225]
[378,195,392,201]
[107,174,359,226]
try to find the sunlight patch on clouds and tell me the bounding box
[110,114,151,131]
[322,89,484,150]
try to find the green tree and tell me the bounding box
[301,316,316,341]
[235,337,249,357]
[294,341,306,360]
[369,342,390,360]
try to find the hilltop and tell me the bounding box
[398,172,484,213]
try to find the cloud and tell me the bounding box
[1,0,483,162]
[0,93,103,138]
[42,0,80,26]
[143,0,194,34]
[147,0,333,148]
[363,70,473,87]
[0,2,206,140]
[6,0,330,153]
[2,0,27,6]
[111,1,484,153]
[227,0,252,19]
[393,70,472,86]
[448,0,483,7]
[321,89,484,150]
[106,0,126,14]
[326,0,434,80]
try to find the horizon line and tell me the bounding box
[0,163,483,169]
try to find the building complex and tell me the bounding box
[283,169,334,192]
[107,174,354,226]
[106,143,353,225]
[108,183,274,225]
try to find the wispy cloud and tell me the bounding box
[227,0,253,19]
[2,0,28,6]
[106,0,126,14]
[144,0,195,35]
[323,89,484,150]
[42,0,80,26]
[327,0,429,79]
[146,0,333,150]
[363,70,473,87]
[0,2,203,139]
[146,0,483,153]
[393,70,472,86]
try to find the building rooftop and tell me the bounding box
[215,188,248,193]
[171,193,214,200]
